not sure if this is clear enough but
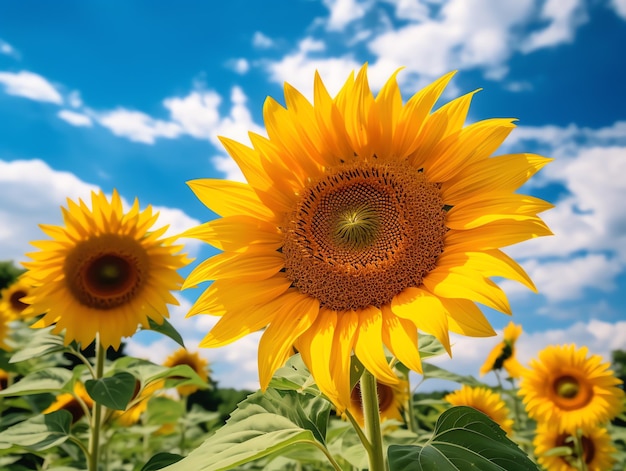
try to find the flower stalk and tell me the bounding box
[88,340,105,471]
[360,369,387,471]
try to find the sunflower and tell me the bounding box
[445,385,514,435]
[114,379,164,427]
[0,311,12,351]
[44,382,94,423]
[183,65,552,410]
[0,368,9,389]
[480,321,525,379]
[163,347,209,396]
[346,377,408,426]
[21,190,189,350]
[519,344,624,433]
[0,278,31,319]
[533,423,617,471]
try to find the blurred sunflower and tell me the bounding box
[163,347,209,396]
[21,190,189,350]
[44,382,94,423]
[0,278,31,319]
[533,423,616,471]
[519,344,624,432]
[115,379,164,427]
[183,65,552,410]
[445,385,514,435]
[346,377,408,426]
[480,321,525,379]
[0,368,9,389]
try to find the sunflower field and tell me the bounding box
[0,67,624,471]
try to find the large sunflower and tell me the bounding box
[163,347,209,396]
[480,321,525,379]
[184,65,552,410]
[347,377,408,427]
[533,423,617,471]
[519,344,624,433]
[445,385,514,435]
[0,278,31,319]
[22,190,189,350]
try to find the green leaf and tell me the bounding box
[9,328,66,364]
[112,357,206,391]
[161,389,332,471]
[146,317,185,348]
[421,362,489,387]
[142,453,184,471]
[0,410,72,451]
[0,368,73,397]
[387,406,538,471]
[145,396,185,426]
[418,333,447,359]
[269,354,319,395]
[85,372,136,410]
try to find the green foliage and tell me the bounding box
[146,317,186,348]
[388,407,538,470]
[0,410,72,451]
[85,372,136,410]
[0,260,25,290]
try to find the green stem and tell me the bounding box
[360,369,387,471]
[574,429,588,471]
[68,345,97,379]
[344,408,374,456]
[88,340,105,471]
[305,440,343,471]
[179,395,188,454]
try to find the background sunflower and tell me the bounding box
[445,385,514,435]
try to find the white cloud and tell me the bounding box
[322,0,369,30]
[57,109,93,127]
[0,39,19,59]
[97,108,182,144]
[252,31,274,49]
[521,0,587,53]
[383,0,430,21]
[163,90,222,140]
[612,0,626,19]
[0,70,63,104]
[67,90,83,108]
[0,159,201,263]
[228,58,250,75]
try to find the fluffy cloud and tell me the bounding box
[57,109,93,127]
[252,31,274,49]
[0,70,62,104]
[521,0,587,53]
[97,109,182,144]
[322,0,369,30]
[163,90,221,140]
[611,0,626,20]
[0,39,19,59]
[0,159,200,264]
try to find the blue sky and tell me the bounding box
[1,0,625,391]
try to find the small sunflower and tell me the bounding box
[480,321,525,379]
[347,377,408,426]
[21,190,189,350]
[43,382,94,423]
[115,380,164,427]
[183,65,552,410]
[0,368,9,389]
[0,278,32,319]
[445,385,514,435]
[0,312,12,351]
[519,344,624,433]
[163,347,209,396]
[533,424,617,471]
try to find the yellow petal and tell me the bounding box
[381,304,423,373]
[438,297,496,337]
[423,268,511,315]
[354,306,400,384]
[257,294,319,390]
[187,179,275,220]
[218,136,273,190]
[330,310,359,410]
[445,219,553,251]
[391,287,451,355]
[183,216,282,252]
[183,249,284,288]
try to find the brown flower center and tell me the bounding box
[283,161,447,311]
[555,433,596,465]
[350,381,396,415]
[9,289,28,313]
[552,374,592,410]
[64,234,148,310]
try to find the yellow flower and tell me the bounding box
[533,424,617,471]
[0,368,9,389]
[114,380,164,427]
[0,312,12,351]
[346,378,408,426]
[480,321,525,379]
[445,385,514,435]
[163,348,209,396]
[0,278,32,319]
[519,344,624,433]
[21,190,189,350]
[183,65,552,410]
[44,382,94,423]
